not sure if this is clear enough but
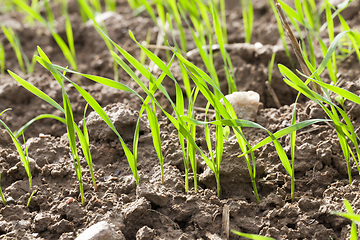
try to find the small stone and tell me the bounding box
[33,213,52,232]
[59,232,75,240]
[75,221,125,240]
[5,197,15,205]
[136,226,155,240]
[122,197,150,225]
[220,91,260,121]
[205,232,223,240]
[49,219,74,234]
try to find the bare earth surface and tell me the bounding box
[1,0,360,239]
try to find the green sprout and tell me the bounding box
[14,0,78,71]
[0,40,5,74]
[240,0,254,43]
[331,199,358,240]
[0,109,32,189]
[231,229,275,240]
[0,173,5,206]
[26,189,37,208]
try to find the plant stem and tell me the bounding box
[291,166,295,202]
[79,180,85,206]
[161,165,164,184]
[185,169,189,193]
[0,173,6,206]
[346,159,352,184]
[215,173,221,197]
[193,170,197,193]
[251,178,260,204]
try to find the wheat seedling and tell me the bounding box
[0,109,32,188]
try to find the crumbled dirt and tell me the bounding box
[1,0,360,239]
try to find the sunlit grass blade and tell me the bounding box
[279,63,360,183]
[325,2,337,83]
[63,0,76,63]
[81,104,97,191]
[188,88,199,192]
[90,0,102,12]
[332,199,360,239]
[183,117,293,174]
[15,114,66,137]
[61,74,85,206]
[1,26,25,73]
[43,0,55,28]
[0,41,5,74]
[51,66,141,98]
[126,0,141,9]
[238,118,330,157]
[105,0,116,11]
[0,110,32,188]
[241,0,253,43]
[231,229,275,240]
[36,46,140,185]
[268,52,276,85]
[211,1,236,93]
[289,96,299,202]
[8,70,64,113]
[13,109,97,193]
[26,189,37,208]
[138,0,156,23]
[166,0,187,52]
[145,104,164,183]
[13,0,77,71]
[341,199,358,240]
[0,173,6,206]
[268,0,292,62]
[338,15,360,63]
[119,31,201,191]
[174,51,260,200]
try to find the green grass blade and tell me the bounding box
[8,70,64,113]
[268,52,276,84]
[79,103,97,191]
[128,30,175,80]
[268,0,292,62]
[231,229,275,240]
[332,212,360,222]
[0,173,6,206]
[239,118,331,156]
[41,55,139,185]
[64,4,76,60]
[53,65,142,98]
[342,199,358,240]
[43,0,55,27]
[63,86,84,206]
[15,114,66,138]
[278,0,302,23]
[26,189,37,208]
[1,26,25,73]
[145,104,164,183]
[138,0,157,23]
[0,118,32,188]
[315,31,349,76]
[0,41,4,74]
[211,2,226,63]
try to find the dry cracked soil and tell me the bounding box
[1,0,360,239]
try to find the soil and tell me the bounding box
[1,0,360,239]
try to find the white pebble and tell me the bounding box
[220,91,260,121]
